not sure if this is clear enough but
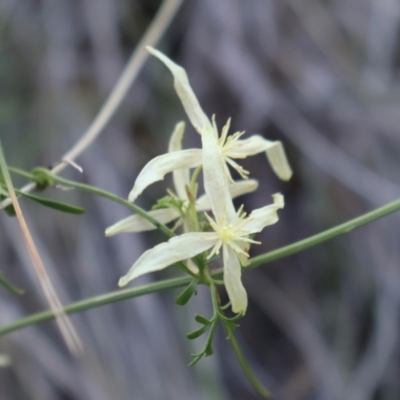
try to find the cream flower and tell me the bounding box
[118,194,284,314]
[127,47,292,203]
[105,122,259,236]
[116,48,288,315]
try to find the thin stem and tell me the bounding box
[248,196,400,269]
[30,168,196,277]
[189,165,202,193]
[225,330,271,399]
[2,196,400,337]
[8,167,34,179]
[210,282,219,310]
[0,272,24,295]
[211,284,271,398]
[0,276,190,336]
[0,0,182,210]
[186,165,203,232]
[34,168,176,239]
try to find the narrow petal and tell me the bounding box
[146,46,212,134]
[223,245,248,314]
[202,127,236,223]
[228,179,259,198]
[241,193,284,233]
[118,232,218,286]
[128,149,202,202]
[196,179,259,212]
[168,121,186,153]
[236,250,251,267]
[105,208,180,236]
[168,121,190,200]
[226,135,292,181]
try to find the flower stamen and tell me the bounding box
[204,206,261,261]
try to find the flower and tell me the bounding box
[118,194,284,314]
[114,48,288,315]
[105,122,259,236]
[127,47,292,203]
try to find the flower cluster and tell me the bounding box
[106,47,292,314]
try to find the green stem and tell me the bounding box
[210,282,219,310]
[211,284,271,398]
[11,168,197,278]
[185,165,202,232]
[225,330,271,399]
[31,168,176,238]
[0,276,190,336]
[1,182,400,337]
[248,196,400,269]
[8,166,34,180]
[189,165,202,192]
[0,272,24,295]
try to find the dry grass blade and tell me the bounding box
[0,141,82,356]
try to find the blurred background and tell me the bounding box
[1,0,400,399]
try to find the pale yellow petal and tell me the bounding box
[128,149,202,202]
[202,127,236,223]
[227,135,292,181]
[146,46,212,134]
[105,208,180,236]
[118,232,217,286]
[168,121,190,199]
[242,193,284,233]
[196,179,259,212]
[223,245,248,314]
[236,251,251,267]
[228,179,259,199]
[235,241,251,267]
[168,121,186,153]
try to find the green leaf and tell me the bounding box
[188,353,203,366]
[204,340,214,356]
[194,314,211,325]
[17,191,85,214]
[188,318,218,365]
[4,204,16,216]
[0,182,84,215]
[152,195,185,213]
[187,324,210,340]
[175,279,198,306]
[0,194,16,216]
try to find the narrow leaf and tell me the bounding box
[0,195,16,216]
[187,324,210,340]
[17,191,85,214]
[194,314,211,325]
[204,340,214,356]
[188,354,203,367]
[0,188,16,216]
[175,279,198,306]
